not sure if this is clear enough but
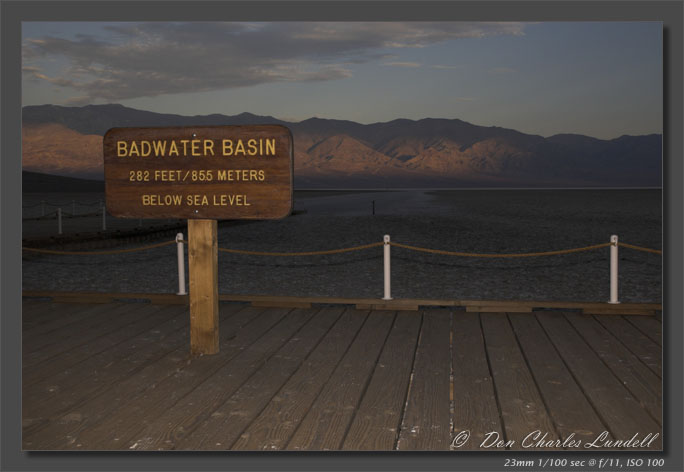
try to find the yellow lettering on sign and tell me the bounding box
[128,141,140,156]
[169,141,179,156]
[191,140,201,156]
[212,194,251,206]
[180,139,189,155]
[142,194,183,206]
[153,141,166,156]
[115,138,277,157]
[117,141,128,157]
[204,140,215,156]
[222,139,233,156]
[265,138,275,155]
[235,140,245,155]
[140,141,152,157]
[247,139,257,156]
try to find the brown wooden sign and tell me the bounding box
[103,125,293,219]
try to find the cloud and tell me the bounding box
[22,22,528,102]
[382,61,421,68]
[431,64,464,70]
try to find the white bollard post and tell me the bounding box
[608,234,620,304]
[176,232,187,295]
[57,207,62,235]
[102,205,107,231]
[382,234,392,300]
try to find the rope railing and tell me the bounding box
[388,241,613,258]
[20,236,662,258]
[216,241,383,256]
[617,242,662,255]
[22,240,176,256]
[23,210,102,220]
[22,233,661,303]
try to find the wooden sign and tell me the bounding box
[103,125,293,219]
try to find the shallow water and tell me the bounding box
[22,189,662,303]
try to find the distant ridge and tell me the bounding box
[22,104,662,188]
[22,104,289,136]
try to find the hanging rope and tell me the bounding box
[216,241,383,256]
[21,239,662,258]
[617,242,662,255]
[22,240,176,255]
[388,241,613,258]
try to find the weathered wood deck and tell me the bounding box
[22,299,662,451]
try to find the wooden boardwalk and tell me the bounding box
[22,299,662,451]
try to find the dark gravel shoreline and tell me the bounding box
[21,189,662,303]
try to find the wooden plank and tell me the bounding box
[223,294,455,307]
[20,291,663,311]
[22,301,92,330]
[625,316,662,346]
[397,310,451,451]
[251,301,311,309]
[52,295,115,304]
[466,306,532,313]
[355,304,419,311]
[509,313,607,445]
[176,307,345,450]
[23,303,177,388]
[451,312,503,450]
[123,308,315,450]
[188,219,219,355]
[22,302,133,352]
[21,303,54,330]
[565,313,661,424]
[22,303,161,368]
[461,300,662,310]
[583,309,655,316]
[23,304,261,449]
[22,305,190,421]
[480,312,558,451]
[22,301,124,338]
[342,312,422,450]
[22,299,50,308]
[537,313,661,449]
[594,316,662,378]
[73,307,289,450]
[231,308,369,451]
[140,295,188,305]
[286,310,396,450]
[22,302,110,336]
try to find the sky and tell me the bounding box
[22,21,662,140]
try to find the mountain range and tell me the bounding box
[22,104,662,187]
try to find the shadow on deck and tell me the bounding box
[21,299,662,451]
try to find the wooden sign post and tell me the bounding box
[188,219,219,354]
[104,125,293,355]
